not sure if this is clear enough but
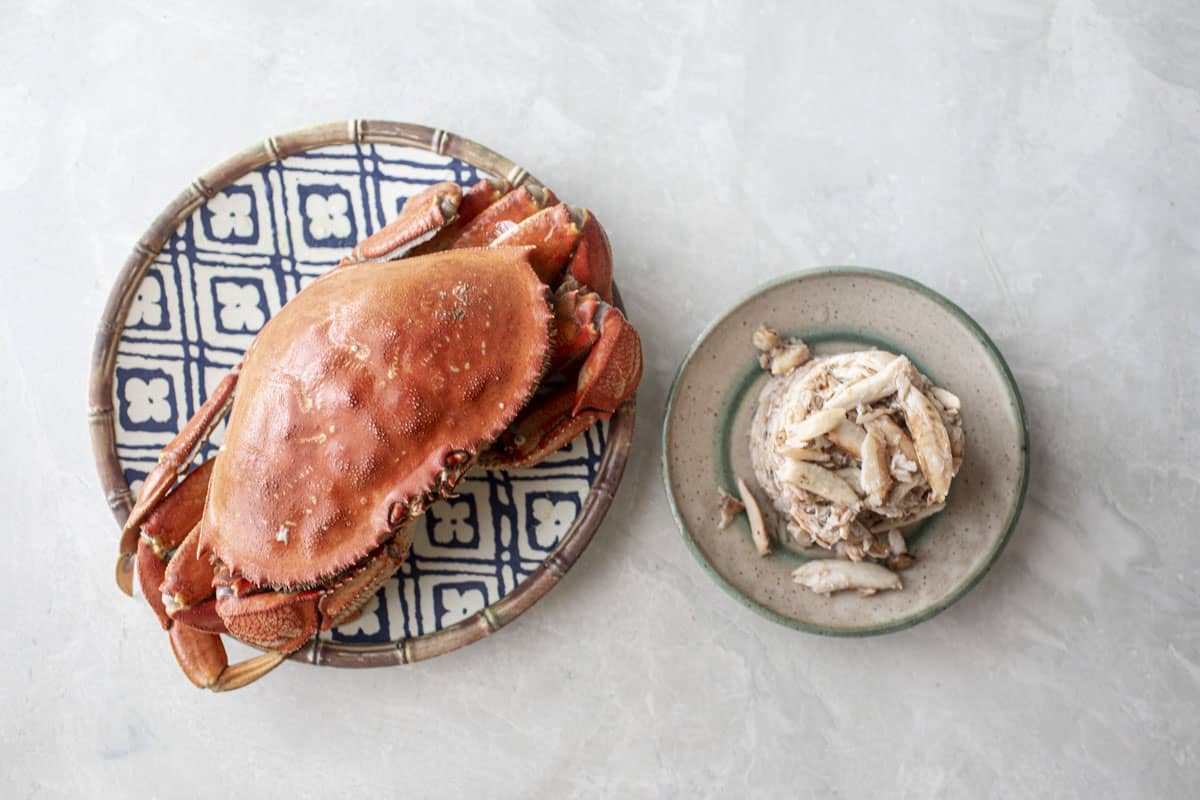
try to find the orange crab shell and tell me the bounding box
[197,247,552,589]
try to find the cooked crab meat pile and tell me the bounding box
[748,327,965,595]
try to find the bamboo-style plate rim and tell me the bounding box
[89,120,637,669]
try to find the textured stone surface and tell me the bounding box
[2,0,1197,796]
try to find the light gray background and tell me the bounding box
[3,1,1197,797]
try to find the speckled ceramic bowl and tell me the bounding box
[663,268,1028,635]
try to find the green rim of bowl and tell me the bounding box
[661,267,1030,637]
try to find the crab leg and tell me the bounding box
[339,181,463,266]
[165,561,320,691]
[116,369,238,595]
[168,625,287,692]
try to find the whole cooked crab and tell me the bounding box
[114,179,642,690]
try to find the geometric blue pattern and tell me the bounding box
[114,142,609,644]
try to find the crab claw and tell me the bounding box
[340,181,462,265]
[160,522,219,619]
[481,384,607,468]
[491,203,582,284]
[563,209,613,303]
[450,185,558,249]
[481,299,640,468]
[135,539,173,629]
[547,286,602,375]
[409,177,509,256]
[116,373,237,595]
[573,304,642,417]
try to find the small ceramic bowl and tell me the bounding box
[662,268,1028,635]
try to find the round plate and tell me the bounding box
[662,268,1028,635]
[89,120,635,667]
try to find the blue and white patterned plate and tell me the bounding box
[95,122,633,667]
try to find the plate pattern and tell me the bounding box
[113,142,610,643]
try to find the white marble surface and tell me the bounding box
[3,1,1197,796]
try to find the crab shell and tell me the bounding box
[197,246,551,590]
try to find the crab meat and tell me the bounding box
[931,386,961,412]
[748,336,964,597]
[826,418,866,459]
[896,374,954,502]
[737,478,772,557]
[769,344,812,376]
[717,488,745,530]
[869,502,946,533]
[823,355,910,411]
[859,429,892,506]
[776,444,828,461]
[778,460,862,509]
[753,326,812,376]
[792,560,902,596]
[780,407,845,448]
[864,415,918,465]
[752,326,781,352]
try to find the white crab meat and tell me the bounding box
[770,343,812,376]
[717,488,745,530]
[752,326,781,352]
[780,407,845,447]
[779,460,862,509]
[897,375,954,502]
[792,560,902,596]
[824,355,910,411]
[754,326,812,376]
[869,501,946,533]
[931,386,961,412]
[748,335,965,597]
[859,429,891,506]
[776,444,828,461]
[865,415,918,464]
[827,418,866,459]
[737,478,773,557]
